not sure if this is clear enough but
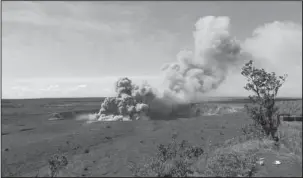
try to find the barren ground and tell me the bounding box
[1,98,302,177]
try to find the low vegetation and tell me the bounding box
[276,100,302,116]
[48,153,68,177]
[129,135,204,177]
[278,121,302,164]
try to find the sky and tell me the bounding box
[2,1,302,99]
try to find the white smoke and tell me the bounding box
[81,16,301,122]
[81,77,157,122]
[162,16,249,102]
[132,81,157,105]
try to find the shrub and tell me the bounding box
[130,137,204,177]
[241,60,287,138]
[48,153,68,177]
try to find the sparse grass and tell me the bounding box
[129,112,302,177]
[196,121,302,177]
[193,124,271,177]
[276,100,302,116]
[202,145,258,177]
[129,136,204,177]
[278,121,302,164]
[281,121,302,130]
[132,123,267,177]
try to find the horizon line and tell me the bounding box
[1,96,302,100]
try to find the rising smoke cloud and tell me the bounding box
[162,16,249,102]
[81,15,301,122]
[94,77,155,121]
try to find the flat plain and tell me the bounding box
[1,97,302,177]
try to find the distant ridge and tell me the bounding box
[1,96,301,101]
[1,97,107,101]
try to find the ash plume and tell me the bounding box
[94,77,157,121]
[162,16,247,102]
[81,15,300,122]
[94,16,248,121]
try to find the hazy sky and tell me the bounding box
[2,1,302,99]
